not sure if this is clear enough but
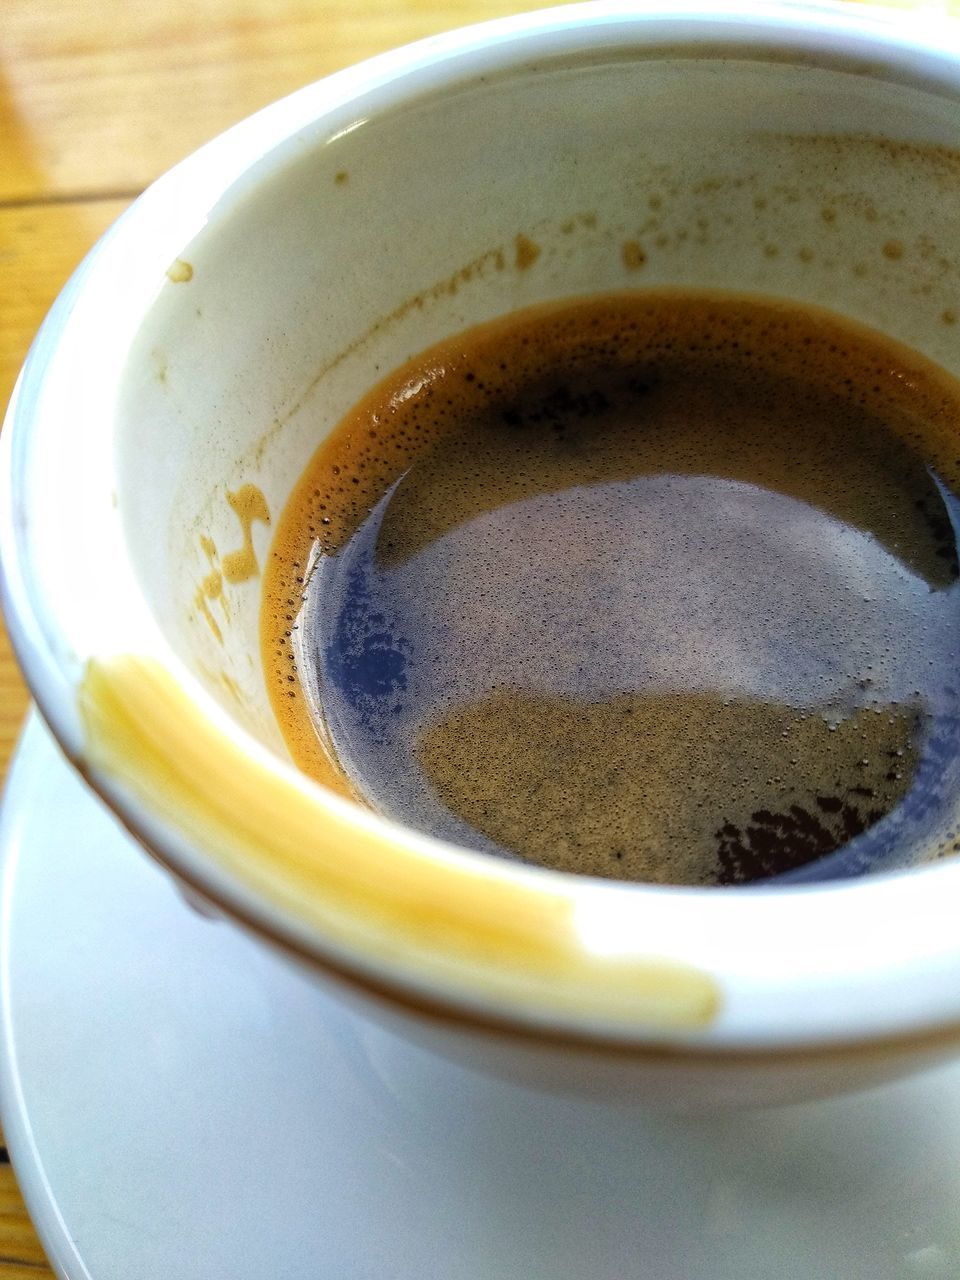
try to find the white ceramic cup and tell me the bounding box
[7,0,960,1108]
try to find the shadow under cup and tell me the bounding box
[116,31,960,890]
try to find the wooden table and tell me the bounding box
[0,0,950,1274]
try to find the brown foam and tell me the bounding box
[415,692,917,885]
[261,291,960,884]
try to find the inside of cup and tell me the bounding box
[114,42,960,770]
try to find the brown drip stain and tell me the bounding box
[514,233,541,271]
[192,534,227,642]
[250,418,285,469]
[167,259,194,284]
[334,170,348,185]
[621,240,647,271]
[222,485,271,584]
[275,245,509,433]
[193,589,224,644]
[883,239,905,261]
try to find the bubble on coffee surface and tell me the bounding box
[263,292,960,885]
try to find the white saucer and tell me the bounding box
[4,713,960,1280]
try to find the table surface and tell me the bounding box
[0,0,949,1274]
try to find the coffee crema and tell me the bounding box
[262,292,960,886]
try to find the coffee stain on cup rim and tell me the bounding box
[75,653,720,1039]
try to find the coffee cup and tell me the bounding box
[6,0,960,1107]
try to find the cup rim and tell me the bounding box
[7,0,960,1055]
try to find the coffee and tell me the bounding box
[262,292,960,886]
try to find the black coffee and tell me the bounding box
[263,292,960,885]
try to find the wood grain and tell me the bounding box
[0,201,131,413]
[0,1158,53,1277]
[0,1,950,1276]
[0,0,562,203]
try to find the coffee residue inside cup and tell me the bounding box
[262,291,960,885]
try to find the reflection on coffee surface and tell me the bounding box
[262,292,960,885]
